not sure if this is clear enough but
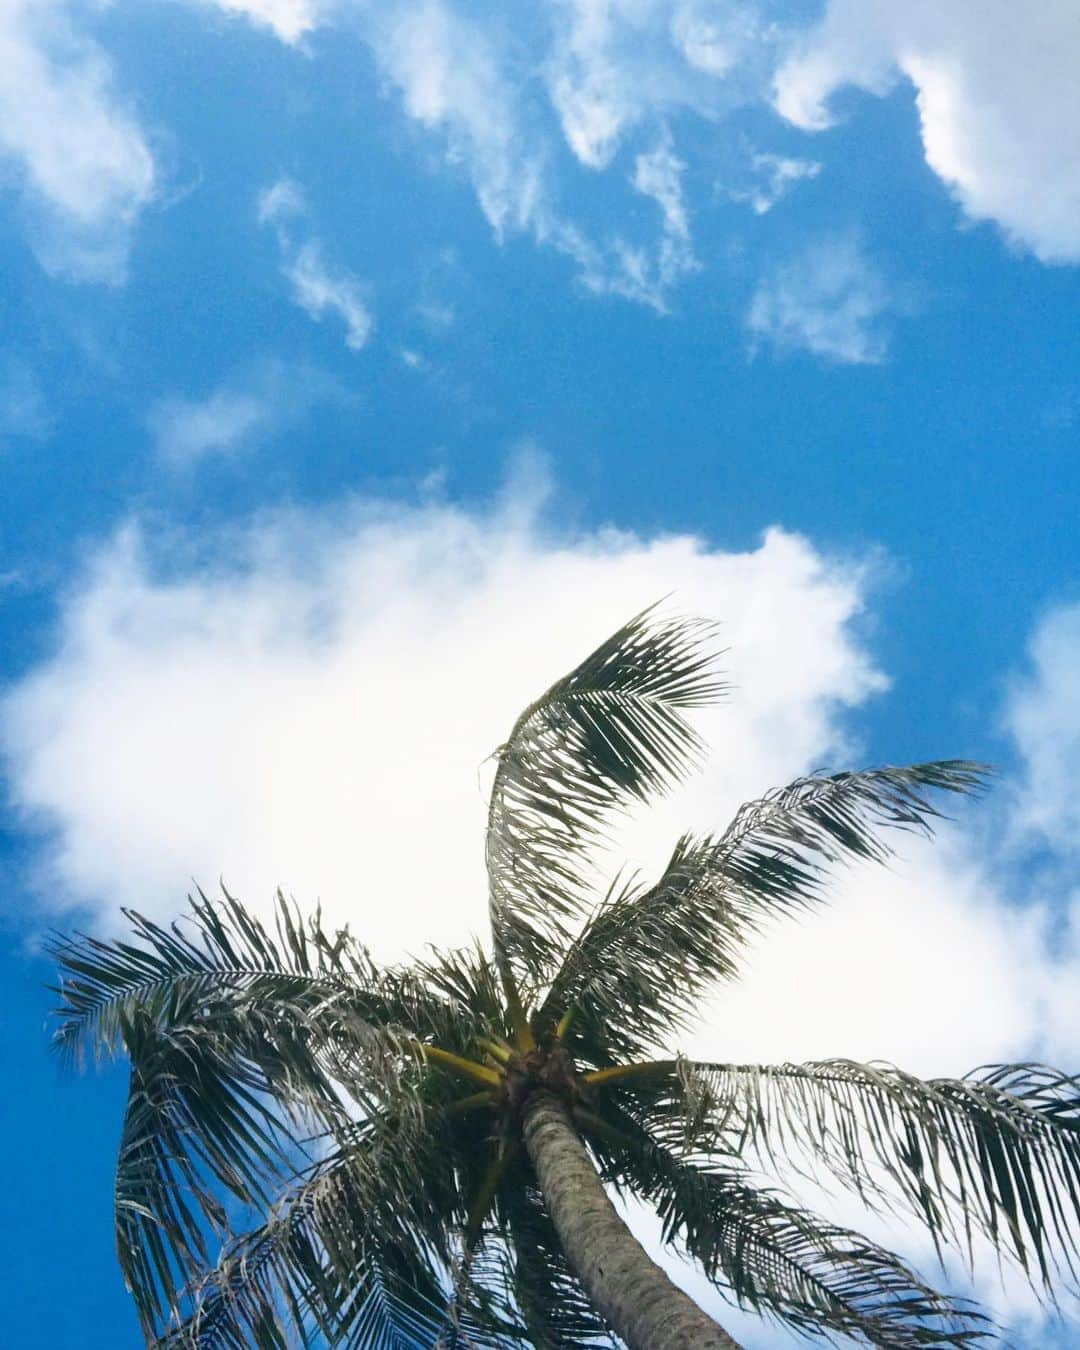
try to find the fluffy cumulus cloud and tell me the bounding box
[0,473,883,957]
[0,0,155,281]
[774,0,1080,265]
[258,178,373,349]
[4,473,1080,1337]
[747,233,897,364]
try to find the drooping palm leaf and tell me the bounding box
[156,1113,494,1349]
[486,607,725,989]
[576,1096,990,1347]
[674,1059,1080,1287]
[542,763,988,1056]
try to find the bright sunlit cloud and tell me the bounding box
[775,0,1080,264]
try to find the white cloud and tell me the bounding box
[258,178,373,350]
[1004,601,1080,856]
[774,1,1080,265]
[0,0,155,282]
[221,0,765,310]
[4,472,1080,1339]
[198,0,320,44]
[148,360,351,466]
[284,242,373,350]
[734,151,821,215]
[0,472,880,949]
[747,234,897,365]
[543,0,772,171]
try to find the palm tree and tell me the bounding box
[53,610,1080,1349]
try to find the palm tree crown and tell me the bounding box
[53,609,1080,1348]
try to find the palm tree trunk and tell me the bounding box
[522,1089,742,1350]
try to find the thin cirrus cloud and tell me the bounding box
[0,0,155,283]
[774,0,1080,265]
[746,234,899,365]
[2,464,1079,1339]
[0,357,52,443]
[1004,601,1080,856]
[148,360,352,466]
[258,178,374,350]
[192,0,1080,335]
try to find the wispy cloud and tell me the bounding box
[148,360,350,466]
[258,178,373,350]
[747,234,898,365]
[0,0,155,282]
[0,357,51,442]
[1004,601,1080,856]
[734,151,821,215]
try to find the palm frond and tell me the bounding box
[50,888,464,1069]
[670,1059,1080,1288]
[114,1004,318,1338]
[156,1112,496,1349]
[486,607,725,988]
[541,763,988,1055]
[576,1097,990,1347]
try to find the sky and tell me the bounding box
[0,1,1078,1346]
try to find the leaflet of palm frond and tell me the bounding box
[155,1118,475,1349]
[673,1059,1080,1288]
[499,1165,625,1348]
[541,762,989,1056]
[576,1097,991,1348]
[486,607,726,986]
[414,943,514,1043]
[107,981,442,1334]
[49,888,465,1069]
[115,1005,313,1338]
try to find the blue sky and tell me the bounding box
[1,1,1079,1345]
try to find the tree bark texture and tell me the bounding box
[522,1089,742,1350]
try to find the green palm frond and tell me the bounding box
[662,1167,990,1347]
[486,607,725,987]
[542,763,988,1055]
[156,1114,491,1349]
[50,888,464,1068]
[114,1005,315,1337]
[667,1059,1080,1286]
[576,1098,990,1347]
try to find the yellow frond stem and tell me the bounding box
[480,1036,513,1065]
[581,1060,676,1088]
[499,961,536,1052]
[414,1042,503,1088]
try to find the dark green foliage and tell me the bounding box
[51,610,1079,1347]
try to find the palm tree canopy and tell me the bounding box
[52,608,1080,1348]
